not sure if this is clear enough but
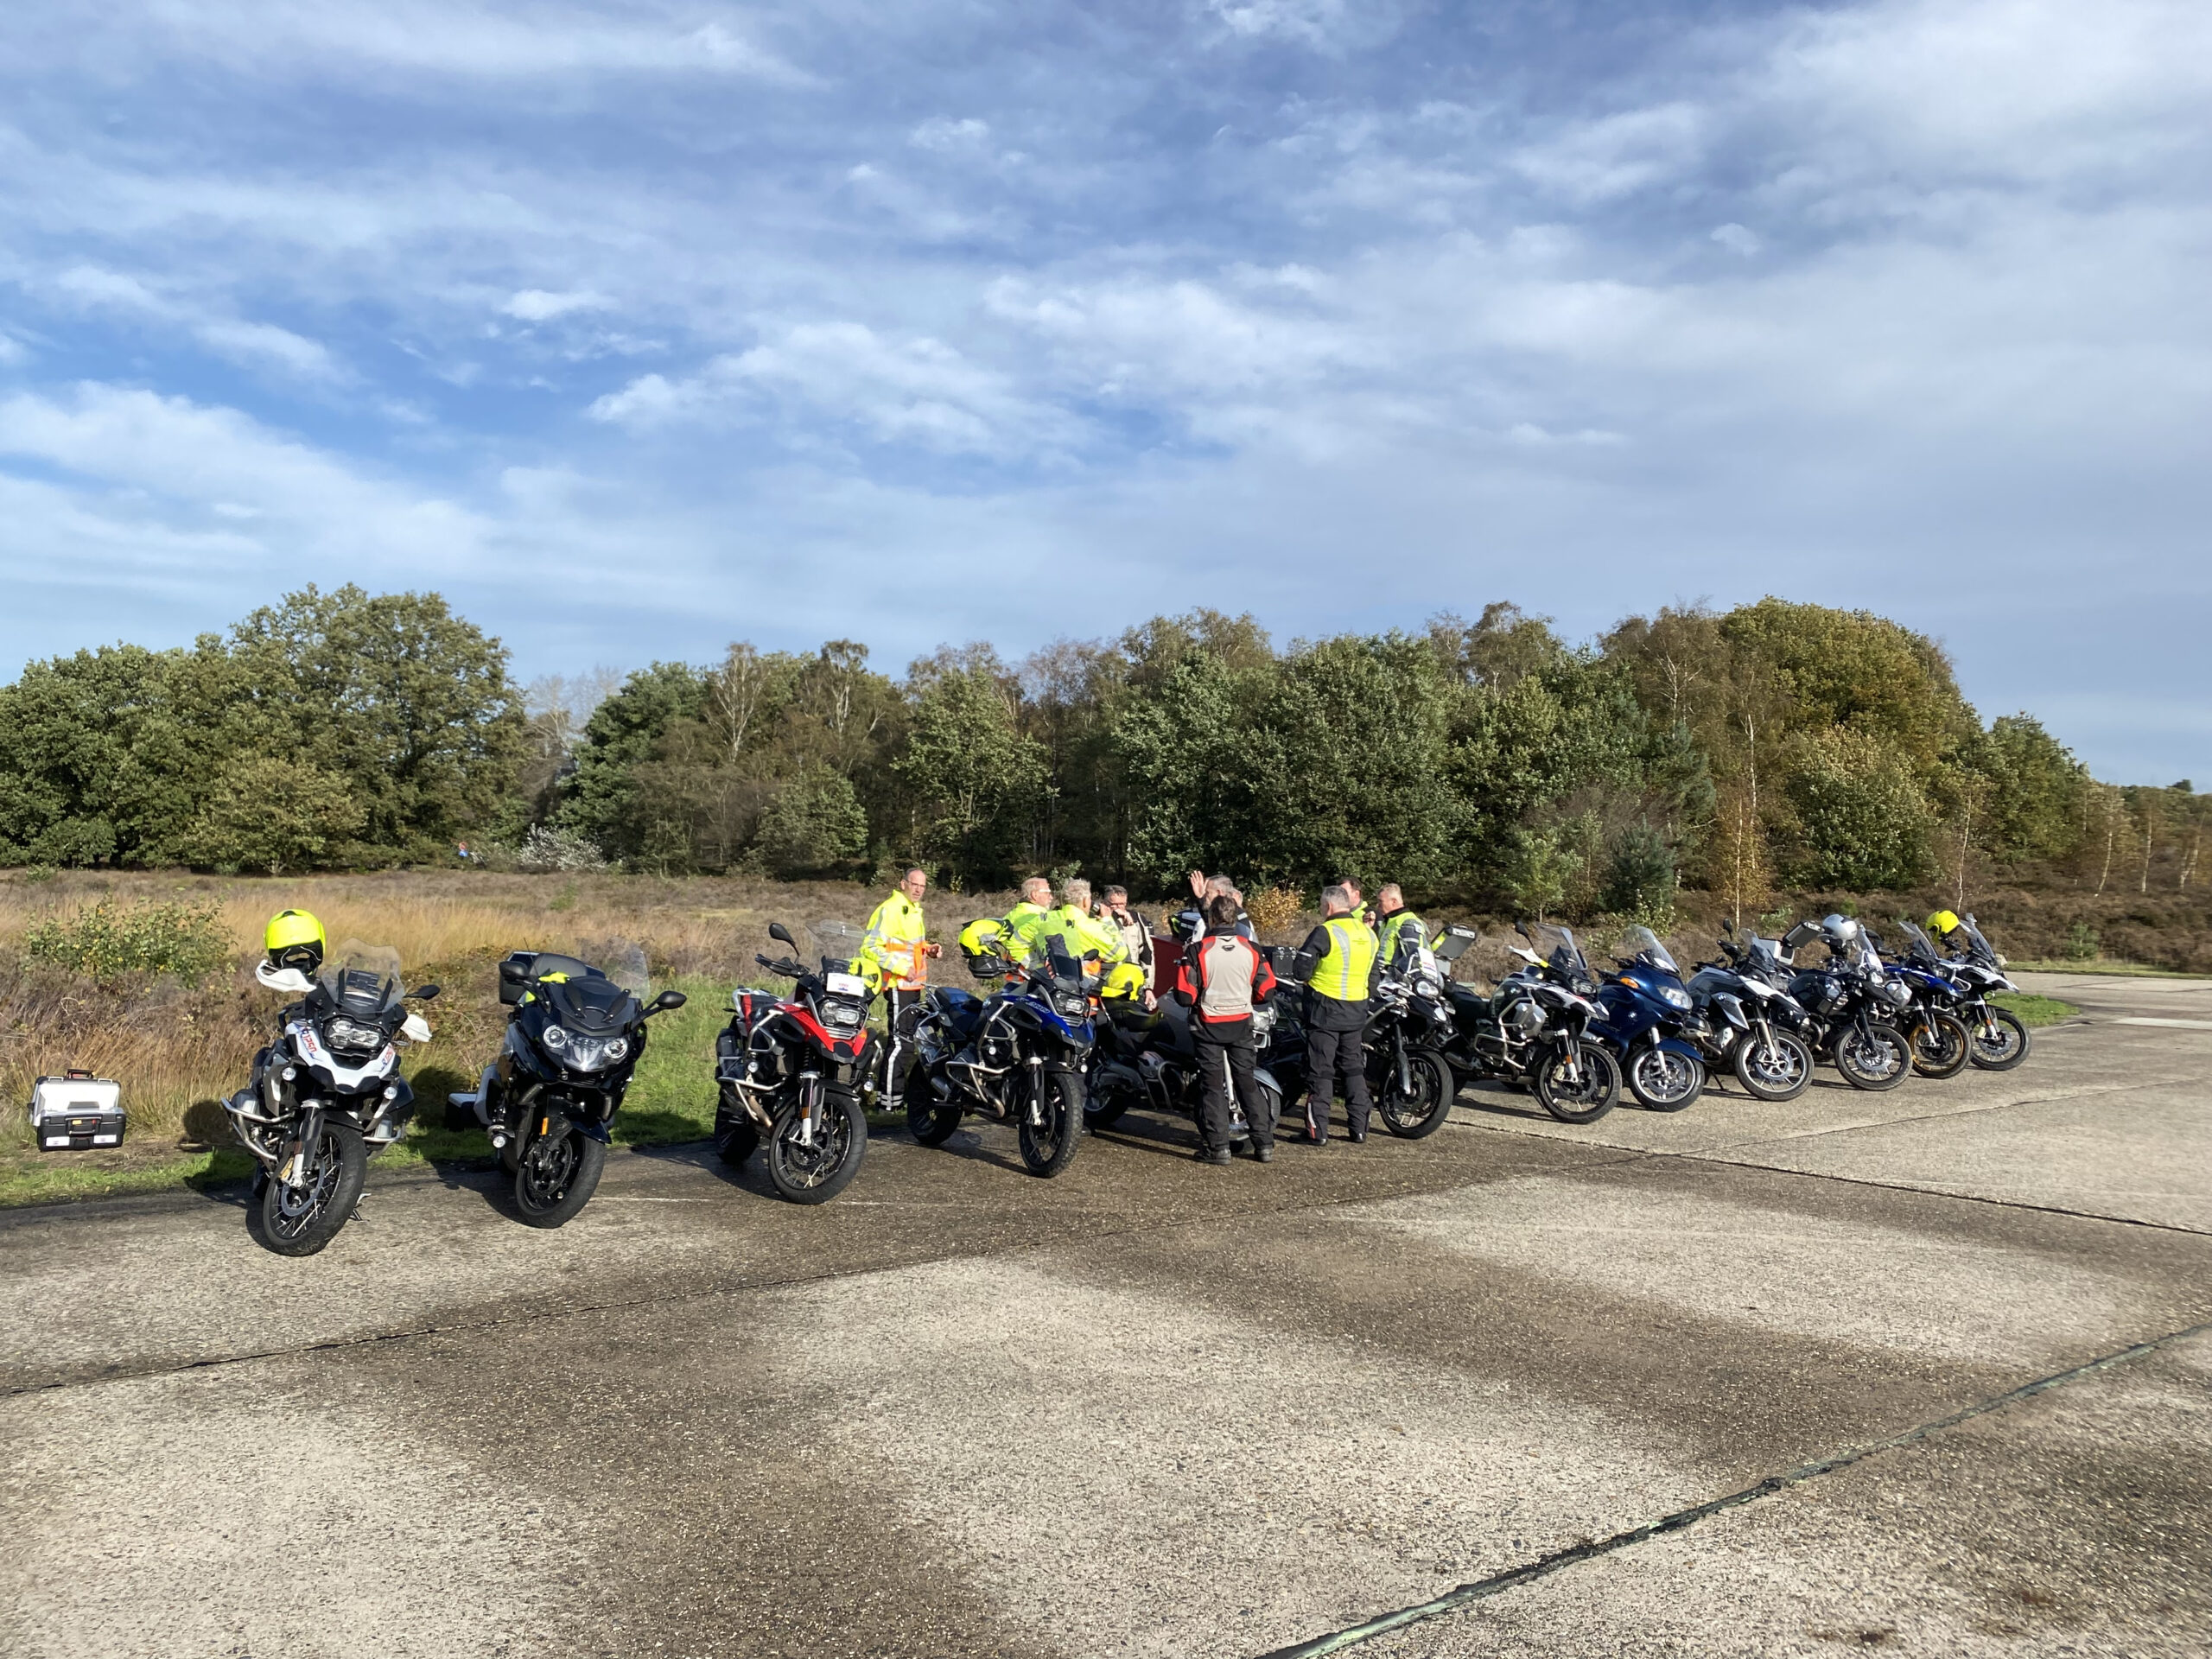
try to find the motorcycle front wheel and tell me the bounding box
[1533,1043,1619,1124]
[255,1122,367,1257]
[1834,1022,1910,1091]
[1375,1048,1455,1138]
[1906,1011,1972,1079]
[904,1064,963,1147]
[767,1087,866,1205]
[1732,1030,1815,1102]
[1968,1008,2031,1071]
[1015,1070,1084,1178]
[514,1123,607,1229]
[1627,1046,1704,1112]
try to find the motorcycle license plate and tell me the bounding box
[826,972,868,997]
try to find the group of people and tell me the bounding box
[854,866,1434,1166]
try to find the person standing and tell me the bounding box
[1293,884,1381,1145]
[1002,877,1054,963]
[1174,894,1281,1164]
[861,868,940,1071]
[1101,885,1157,1007]
[1375,884,1428,976]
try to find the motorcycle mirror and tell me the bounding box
[767,922,795,946]
[408,984,442,1001]
[498,960,526,984]
[650,989,688,1013]
[1514,921,1532,939]
[1720,918,1735,937]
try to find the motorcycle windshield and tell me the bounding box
[1958,915,2003,967]
[1024,934,1090,995]
[1525,923,1592,988]
[810,919,868,975]
[1895,919,1942,965]
[1618,925,1678,975]
[317,941,403,1018]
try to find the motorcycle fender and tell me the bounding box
[1653,1036,1702,1064]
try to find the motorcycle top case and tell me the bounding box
[29,1071,126,1151]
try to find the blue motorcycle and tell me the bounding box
[1591,926,1710,1111]
[903,936,1095,1177]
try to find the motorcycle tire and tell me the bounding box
[514,1123,607,1229]
[714,1095,761,1166]
[1834,1022,1910,1091]
[904,1065,962,1147]
[1967,1008,2031,1071]
[1627,1046,1705,1112]
[1016,1070,1084,1178]
[255,1121,367,1257]
[1534,1043,1618,1124]
[1732,1030,1815,1103]
[1375,1048,1455,1139]
[767,1087,866,1205]
[1906,1011,1973,1080]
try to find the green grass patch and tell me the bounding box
[2008,959,2201,979]
[0,1147,257,1208]
[1990,992,2080,1027]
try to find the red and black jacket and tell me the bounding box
[1173,931,1279,1026]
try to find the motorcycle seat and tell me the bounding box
[933,988,988,1037]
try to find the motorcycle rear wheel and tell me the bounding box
[1534,1043,1619,1124]
[767,1088,866,1205]
[904,1064,962,1147]
[514,1124,607,1229]
[714,1091,761,1166]
[1375,1048,1455,1138]
[1967,1009,2031,1071]
[1627,1047,1704,1112]
[255,1122,367,1257]
[1834,1023,1910,1090]
[1015,1071,1084,1178]
[1732,1030,1814,1102]
[1906,1011,1972,1079]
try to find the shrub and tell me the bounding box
[2063,921,2100,961]
[516,824,608,873]
[755,770,868,877]
[24,897,232,987]
[1244,885,1306,936]
[1600,823,1675,917]
[184,753,365,874]
[1784,729,1934,891]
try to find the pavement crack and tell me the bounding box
[1254,1319,2212,1659]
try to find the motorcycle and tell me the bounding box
[1876,921,1974,1079]
[905,935,1092,1177]
[449,950,687,1228]
[225,941,438,1256]
[1590,925,1709,1111]
[1937,913,2032,1071]
[712,920,874,1204]
[1691,925,1818,1101]
[1434,922,1621,1124]
[1357,954,1459,1138]
[1084,993,1290,1148]
[1743,917,1914,1090]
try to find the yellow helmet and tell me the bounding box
[264,908,325,973]
[1925,910,1961,938]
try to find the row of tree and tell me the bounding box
[2,587,2201,916]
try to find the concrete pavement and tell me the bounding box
[2,972,2207,1657]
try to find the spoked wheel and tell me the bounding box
[904,1062,962,1147]
[1834,1022,1910,1090]
[1732,1029,1814,1102]
[1968,1008,2031,1071]
[1533,1042,1619,1124]
[1627,1046,1705,1112]
[767,1086,866,1205]
[255,1122,367,1257]
[514,1120,607,1229]
[714,1090,762,1167]
[1374,1047,1455,1138]
[1906,1011,1973,1079]
[1015,1069,1084,1178]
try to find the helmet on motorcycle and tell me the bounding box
[1925,910,1961,939]
[1819,913,1859,947]
[264,909,325,975]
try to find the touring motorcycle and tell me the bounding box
[1691,925,1817,1101]
[713,921,874,1204]
[1084,986,1290,1149]
[225,941,438,1256]
[1589,925,1711,1111]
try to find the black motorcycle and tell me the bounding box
[451,950,685,1227]
[1691,925,1818,1101]
[1357,959,1459,1138]
[1435,922,1620,1124]
[1743,917,1913,1090]
[1084,994,1292,1148]
[1937,913,2032,1071]
[905,936,1092,1177]
[226,942,439,1256]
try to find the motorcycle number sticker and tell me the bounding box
[826,972,868,997]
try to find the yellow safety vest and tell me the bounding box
[1310,914,1377,1004]
[1040,905,1125,965]
[1379,909,1422,971]
[1003,901,1051,958]
[862,891,929,988]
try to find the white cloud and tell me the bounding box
[503,289,610,322]
[1207,0,1351,50]
[48,264,339,381]
[1511,102,1706,203]
[909,118,989,152]
[1711,223,1760,257]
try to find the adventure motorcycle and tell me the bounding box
[1875,922,1974,1079]
[1936,913,2032,1071]
[1590,925,1709,1111]
[905,936,1092,1177]
[713,920,874,1204]
[1435,922,1621,1124]
[1084,993,1290,1148]
[449,950,686,1228]
[225,942,438,1256]
[1691,925,1818,1101]
[1741,917,1913,1090]
[1357,955,1459,1137]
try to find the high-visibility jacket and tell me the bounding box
[1378,908,1427,975]
[861,891,930,990]
[1305,914,1379,1005]
[1002,900,1051,960]
[1041,904,1125,967]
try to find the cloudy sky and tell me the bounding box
[1,0,2205,782]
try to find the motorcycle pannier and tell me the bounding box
[30,1071,126,1151]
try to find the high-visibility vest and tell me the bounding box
[1309,914,1377,1004]
[861,892,930,989]
[1003,902,1050,960]
[1379,909,1424,972]
[1041,905,1124,966]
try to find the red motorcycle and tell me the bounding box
[711,921,872,1204]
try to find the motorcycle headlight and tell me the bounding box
[1662,988,1692,1010]
[563,1034,619,1071]
[1053,992,1089,1020]
[542,1024,569,1051]
[323,1017,383,1052]
[604,1036,631,1064]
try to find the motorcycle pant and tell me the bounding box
[1303,1021,1371,1140]
[1193,1020,1270,1152]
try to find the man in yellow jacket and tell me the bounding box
[1040,878,1146,1001]
[861,867,940,1032]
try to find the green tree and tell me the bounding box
[894,661,1050,886]
[755,767,869,876]
[557,663,706,861]
[1784,728,1935,890]
[182,753,365,874]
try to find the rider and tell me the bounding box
[1174,893,1281,1166]
[1375,884,1428,976]
[1041,879,1146,1001]
[1003,877,1054,963]
[861,866,940,1007]
[1292,885,1382,1146]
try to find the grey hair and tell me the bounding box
[1205,874,1236,897]
[1061,878,1091,909]
[1321,883,1351,913]
[1378,883,1402,906]
[1104,885,1129,903]
[904,867,928,884]
[1022,876,1052,902]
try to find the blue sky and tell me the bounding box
[1,0,2206,783]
